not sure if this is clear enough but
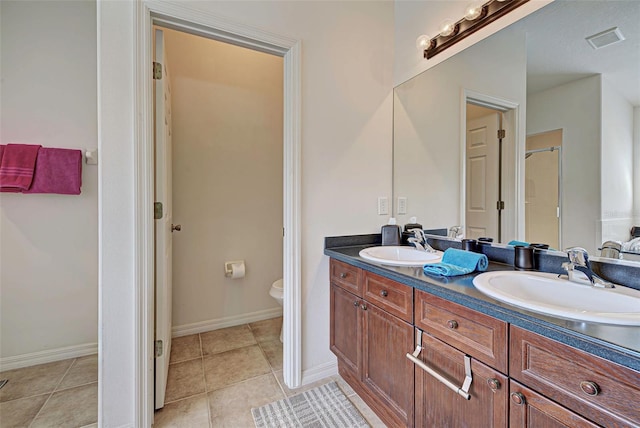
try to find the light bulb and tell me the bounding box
[439,19,456,37]
[464,2,483,20]
[416,34,431,50]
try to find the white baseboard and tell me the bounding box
[0,342,98,371]
[301,359,338,386]
[172,307,283,337]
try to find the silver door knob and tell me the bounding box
[171,224,182,232]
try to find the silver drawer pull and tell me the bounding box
[406,329,472,400]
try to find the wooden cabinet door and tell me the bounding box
[330,283,361,376]
[510,381,600,428]
[362,302,415,427]
[414,332,508,428]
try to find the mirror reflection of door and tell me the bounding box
[465,104,501,241]
[525,129,562,249]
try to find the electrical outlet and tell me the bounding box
[397,197,407,215]
[377,197,389,215]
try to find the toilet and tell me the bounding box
[269,278,284,342]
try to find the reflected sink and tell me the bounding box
[473,271,640,326]
[359,246,442,267]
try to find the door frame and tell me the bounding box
[460,89,522,242]
[133,2,302,426]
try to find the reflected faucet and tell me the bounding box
[600,241,622,259]
[448,226,463,239]
[407,229,436,253]
[562,247,614,288]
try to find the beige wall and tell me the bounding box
[0,1,98,363]
[163,28,283,331]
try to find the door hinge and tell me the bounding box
[497,200,505,210]
[155,340,163,357]
[153,62,162,80]
[154,202,163,219]
[497,129,506,139]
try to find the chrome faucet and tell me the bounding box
[562,247,614,288]
[448,226,463,239]
[600,241,622,259]
[407,229,436,253]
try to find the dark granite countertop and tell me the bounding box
[324,240,640,373]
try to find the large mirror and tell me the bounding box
[393,0,640,260]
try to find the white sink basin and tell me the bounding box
[359,246,442,267]
[473,271,640,326]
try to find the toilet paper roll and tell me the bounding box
[225,260,246,279]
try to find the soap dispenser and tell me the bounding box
[381,218,402,246]
[403,216,423,232]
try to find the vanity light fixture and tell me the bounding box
[464,2,484,21]
[419,0,530,60]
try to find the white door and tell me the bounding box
[466,112,500,240]
[154,28,174,410]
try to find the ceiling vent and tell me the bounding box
[586,27,625,50]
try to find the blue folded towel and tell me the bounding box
[507,240,530,247]
[423,248,489,277]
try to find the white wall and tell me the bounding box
[98,1,394,425]
[393,27,526,233]
[601,77,635,243]
[163,28,283,331]
[393,0,552,86]
[635,107,640,225]
[0,1,97,364]
[527,76,601,253]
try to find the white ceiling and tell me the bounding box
[522,0,640,106]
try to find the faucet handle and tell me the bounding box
[565,247,590,267]
[408,228,425,240]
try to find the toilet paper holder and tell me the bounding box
[224,260,246,279]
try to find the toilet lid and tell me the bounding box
[272,279,283,290]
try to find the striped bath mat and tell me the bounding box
[251,381,370,428]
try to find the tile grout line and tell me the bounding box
[199,332,214,428]
[28,357,77,427]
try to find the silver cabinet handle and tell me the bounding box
[171,224,182,232]
[406,329,473,400]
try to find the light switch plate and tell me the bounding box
[377,197,389,215]
[397,197,407,215]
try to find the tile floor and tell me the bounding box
[0,317,384,428]
[155,316,386,427]
[0,354,98,428]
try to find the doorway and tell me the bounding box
[463,93,518,243]
[525,129,562,249]
[153,25,285,409]
[128,7,302,425]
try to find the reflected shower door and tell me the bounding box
[525,130,562,249]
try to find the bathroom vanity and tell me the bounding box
[326,239,640,428]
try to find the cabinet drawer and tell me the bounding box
[363,271,413,323]
[414,331,508,428]
[330,259,361,296]
[415,290,508,373]
[510,326,640,427]
[509,380,599,428]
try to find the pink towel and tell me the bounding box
[25,148,83,195]
[0,144,41,192]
